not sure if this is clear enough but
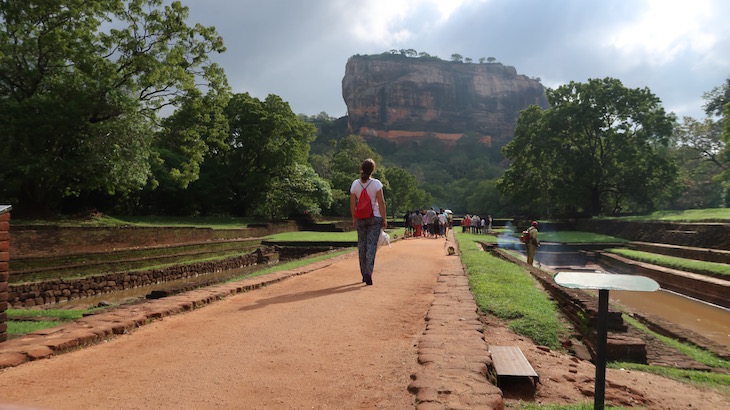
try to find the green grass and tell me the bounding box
[508,404,628,410]
[606,248,730,277]
[608,362,730,391]
[455,232,567,349]
[6,309,89,336]
[265,231,358,242]
[12,214,259,228]
[597,208,730,222]
[8,321,67,335]
[264,227,402,242]
[622,314,730,370]
[11,250,259,284]
[539,231,628,244]
[459,232,498,244]
[7,308,87,320]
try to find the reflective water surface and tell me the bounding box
[611,288,730,349]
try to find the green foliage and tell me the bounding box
[7,309,86,320]
[253,163,333,218]
[367,134,508,214]
[456,233,567,348]
[499,78,678,217]
[605,248,730,277]
[538,231,627,243]
[700,75,730,202]
[609,362,730,390]
[265,231,358,242]
[0,0,228,215]
[384,166,428,217]
[597,208,730,222]
[148,92,323,217]
[309,135,383,215]
[623,314,730,370]
[671,117,726,208]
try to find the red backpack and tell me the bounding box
[354,181,374,219]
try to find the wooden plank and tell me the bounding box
[489,345,538,378]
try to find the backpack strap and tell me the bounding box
[358,180,372,195]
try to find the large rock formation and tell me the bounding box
[342,54,549,145]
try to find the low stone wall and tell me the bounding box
[573,219,730,250]
[7,251,274,308]
[9,221,297,258]
[0,207,10,342]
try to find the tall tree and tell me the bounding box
[672,117,726,208]
[498,78,677,216]
[220,93,317,216]
[310,135,383,216]
[703,75,730,195]
[0,0,228,215]
[383,166,419,218]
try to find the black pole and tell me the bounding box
[594,289,609,410]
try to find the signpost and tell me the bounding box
[553,271,660,410]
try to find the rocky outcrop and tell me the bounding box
[342,54,549,145]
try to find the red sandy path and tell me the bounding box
[0,237,449,409]
[2,233,730,409]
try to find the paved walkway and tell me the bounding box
[0,230,503,409]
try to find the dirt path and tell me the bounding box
[0,237,451,409]
[1,233,729,409]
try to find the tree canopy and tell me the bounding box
[0,0,228,215]
[498,78,678,217]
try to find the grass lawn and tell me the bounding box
[12,214,258,228]
[539,231,628,243]
[606,248,730,277]
[6,309,88,336]
[455,232,568,349]
[597,208,730,222]
[265,227,403,242]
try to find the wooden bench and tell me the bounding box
[489,345,539,386]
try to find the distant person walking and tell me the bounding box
[350,158,387,285]
[525,221,540,265]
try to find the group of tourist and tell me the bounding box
[403,207,453,239]
[461,214,493,234]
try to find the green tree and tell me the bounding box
[487,57,496,63]
[703,76,730,117]
[310,135,383,216]
[450,53,463,63]
[498,78,677,216]
[0,0,227,215]
[384,166,419,218]
[703,75,730,198]
[672,117,725,208]
[220,93,317,216]
[253,163,333,218]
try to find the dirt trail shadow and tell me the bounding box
[238,282,364,312]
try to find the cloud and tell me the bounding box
[183,0,730,120]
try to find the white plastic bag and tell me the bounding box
[378,230,391,248]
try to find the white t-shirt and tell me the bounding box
[350,178,384,218]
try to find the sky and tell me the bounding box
[184,0,730,121]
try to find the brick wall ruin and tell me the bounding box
[0,206,11,342]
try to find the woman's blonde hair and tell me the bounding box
[360,158,375,182]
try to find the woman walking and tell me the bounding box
[350,158,387,285]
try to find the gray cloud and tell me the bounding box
[185,0,730,120]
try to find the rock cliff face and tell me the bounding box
[342,54,549,145]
